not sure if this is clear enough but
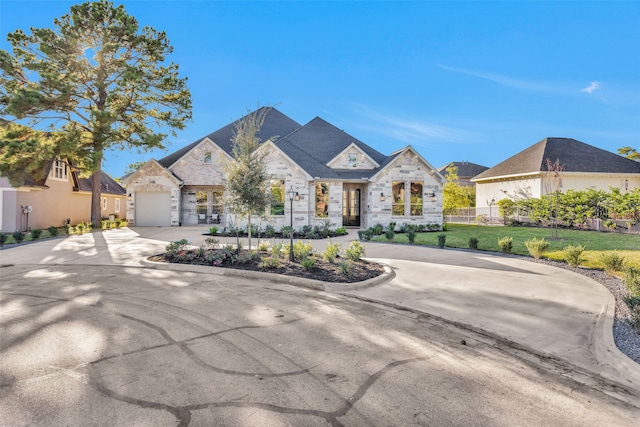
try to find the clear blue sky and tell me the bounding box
[2,1,639,178]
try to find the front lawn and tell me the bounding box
[373,223,640,270]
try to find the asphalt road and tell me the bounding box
[2,263,639,426]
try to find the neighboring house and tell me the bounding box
[438,161,489,187]
[472,137,640,216]
[1,161,126,232]
[123,107,445,230]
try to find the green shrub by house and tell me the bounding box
[498,236,513,254]
[600,251,626,275]
[563,245,585,268]
[525,237,548,260]
[468,237,479,250]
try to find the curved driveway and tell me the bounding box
[1,226,640,425]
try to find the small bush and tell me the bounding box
[264,224,276,238]
[623,267,640,297]
[66,225,75,235]
[76,222,86,234]
[208,226,218,235]
[437,234,446,248]
[338,259,353,275]
[406,226,416,244]
[322,240,341,263]
[563,245,585,268]
[345,241,366,261]
[334,226,347,236]
[468,237,479,250]
[260,256,281,269]
[203,237,219,249]
[388,222,396,232]
[197,245,206,258]
[600,251,625,275]
[166,239,190,260]
[524,238,549,260]
[48,226,59,237]
[280,225,292,236]
[101,219,110,230]
[12,230,25,243]
[384,229,395,241]
[271,242,284,258]
[293,241,314,261]
[31,229,42,240]
[498,236,513,254]
[0,233,7,246]
[257,240,270,252]
[300,257,316,271]
[372,223,384,235]
[358,229,373,241]
[626,297,640,332]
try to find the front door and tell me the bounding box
[342,188,361,227]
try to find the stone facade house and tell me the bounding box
[123,108,445,230]
[472,137,640,216]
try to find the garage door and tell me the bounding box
[135,192,171,226]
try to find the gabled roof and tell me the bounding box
[157,107,301,168]
[275,117,387,179]
[76,171,126,195]
[473,137,640,181]
[438,161,489,178]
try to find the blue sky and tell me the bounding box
[2,1,639,178]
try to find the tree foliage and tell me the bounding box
[442,165,475,216]
[0,0,191,223]
[618,146,640,162]
[224,107,273,250]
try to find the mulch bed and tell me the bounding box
[148,252,385,283]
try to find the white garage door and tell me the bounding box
[135,192,171,226]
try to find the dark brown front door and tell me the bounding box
[342,188,361,227]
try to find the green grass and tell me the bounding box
[372,223,640,271]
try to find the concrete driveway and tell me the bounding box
[1,226,640,425]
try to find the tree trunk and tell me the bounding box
[91,157,103,227]
[247,212,252,251]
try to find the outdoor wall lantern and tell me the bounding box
[380,192,385,201]
[625,179,629,191]
[287,186,299,262]
[127,193,132,201]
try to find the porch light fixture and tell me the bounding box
[287,186,299,262]
[380,192,385,202]
[625,179,629,191]
[426,192,436,198]
[127,193,132,201]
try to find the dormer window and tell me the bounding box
[348,153,357,168]
[204,152,212,164]
[49,159,68,181]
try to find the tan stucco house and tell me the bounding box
[123,108,445,230]
[472,137,640,216]
[1,162,126,232]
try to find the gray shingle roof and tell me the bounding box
[77,171,126,195]
[275,117,388,179]
[438,161,489,178]
[473,137,640,180]
[158,107,301,168]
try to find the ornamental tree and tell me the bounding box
[0,0,192,224]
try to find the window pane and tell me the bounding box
[204,152,212,164]
[115,198,120,213]
[392,181,405,216]
[315,183,329,217]
[348,154,357,168]
[196,191,208,215]
[411,182,423,216]
[270,180,285,215]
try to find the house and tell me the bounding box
[471,137,640,216]
[438,161,489,187]
[1,162,126,233]
[123,107,445,230]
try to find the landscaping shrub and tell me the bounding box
[300,257,316,271]
[600,251,625,275]
[384,229,395,241]
[339,259,353,275]
[31,229,42,240]
[280,225,292,236]
[293,241,313,261]
[358,229,373,241]
[372,223,384,235]
[388,222,396,232]
[76,222,86,234]
[437,234,446,248]
[48,226,59,237]
[524,237,549,260]
[345,241,366,261]
[563,245,585,268]
[334,227,347,236]
[203,237,219,249]
[271,242,283,258]
[406,225,416,244]
[322,240,341,263]
[264,224,276,238]
[625,296,640,332]
[165,239,190,261]
[208,226,218,235]
[101,219,110,230]
[498,236,513,254]
[197,245,206,258]
[257,240,270,252]
[260,256,281,269]
[66,225,75,234]
[12,230,25,244]
[468,237,479,250]
[624,267,640,297]
[0,233,7,246]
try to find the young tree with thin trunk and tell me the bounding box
[545,158,564,239]
[225,107,272,251]
[0,0,192,225]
